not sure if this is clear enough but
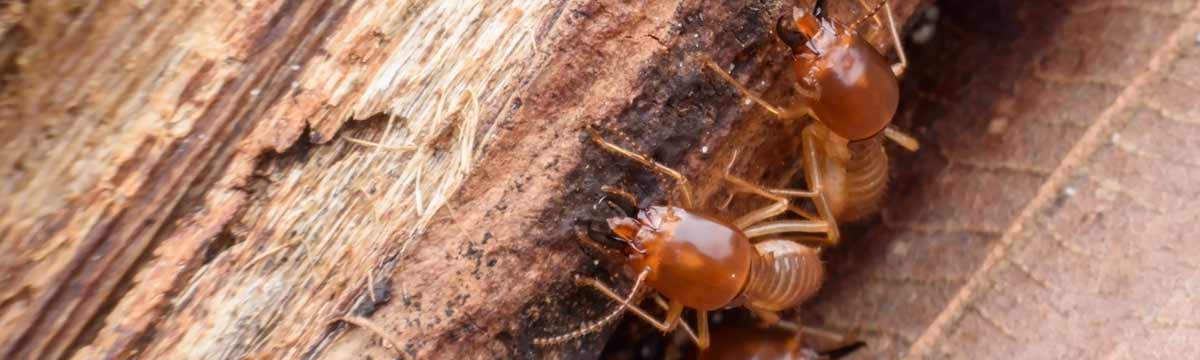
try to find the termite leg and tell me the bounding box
[799,325,854,343]
[748,305,783,325]
[722,173,810,198]
[743,220,831,239]
[766,319,842,343]
[650,295,708,349]
[753,312,867,358]
[718,150,744,211]
[699,56,812,121]
[662,299,685,331]
[720,151,819,222]
[800,127,843,246]
[800,326,866,359]
[774,320,869,359]
[878,0,909,76]
[733,197,789,230]
[722,174,822,224]
[576,275,684,333]
[722,173,834,241]
[652,294,698,343]
[883,125,920,152]
[696,310,711,349]
[788,205,821,221]
[588,127,695,208]
[754,234,833,248]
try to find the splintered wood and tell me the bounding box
[0,1,544,359]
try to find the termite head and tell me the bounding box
[588,203,754,311]
[581,191,654,258]
[775,0,837,57]
[777,0,902,141]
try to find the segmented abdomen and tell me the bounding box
[741,240,824,311]
[839,135,888,221]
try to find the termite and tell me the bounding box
[534,128,831,348]
[698,320,866,360]
[702,0,922,246]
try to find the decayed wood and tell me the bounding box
[0,0,924,359]
[1,0,547,358]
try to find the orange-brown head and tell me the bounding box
[776,0,899,141]
[589,206,753,311]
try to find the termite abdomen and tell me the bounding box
[742,239,824,312]
[839,134,888,221]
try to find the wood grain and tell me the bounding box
[1,0,549,358]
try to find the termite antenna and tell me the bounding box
[533,268,651,346]
[532,299,628,346]
[850,0,888,30]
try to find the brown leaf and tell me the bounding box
[805,0,1200,358]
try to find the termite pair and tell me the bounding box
[536,0,919,351]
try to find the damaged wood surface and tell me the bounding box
[1,0,547,358]
[0,0,922,359]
